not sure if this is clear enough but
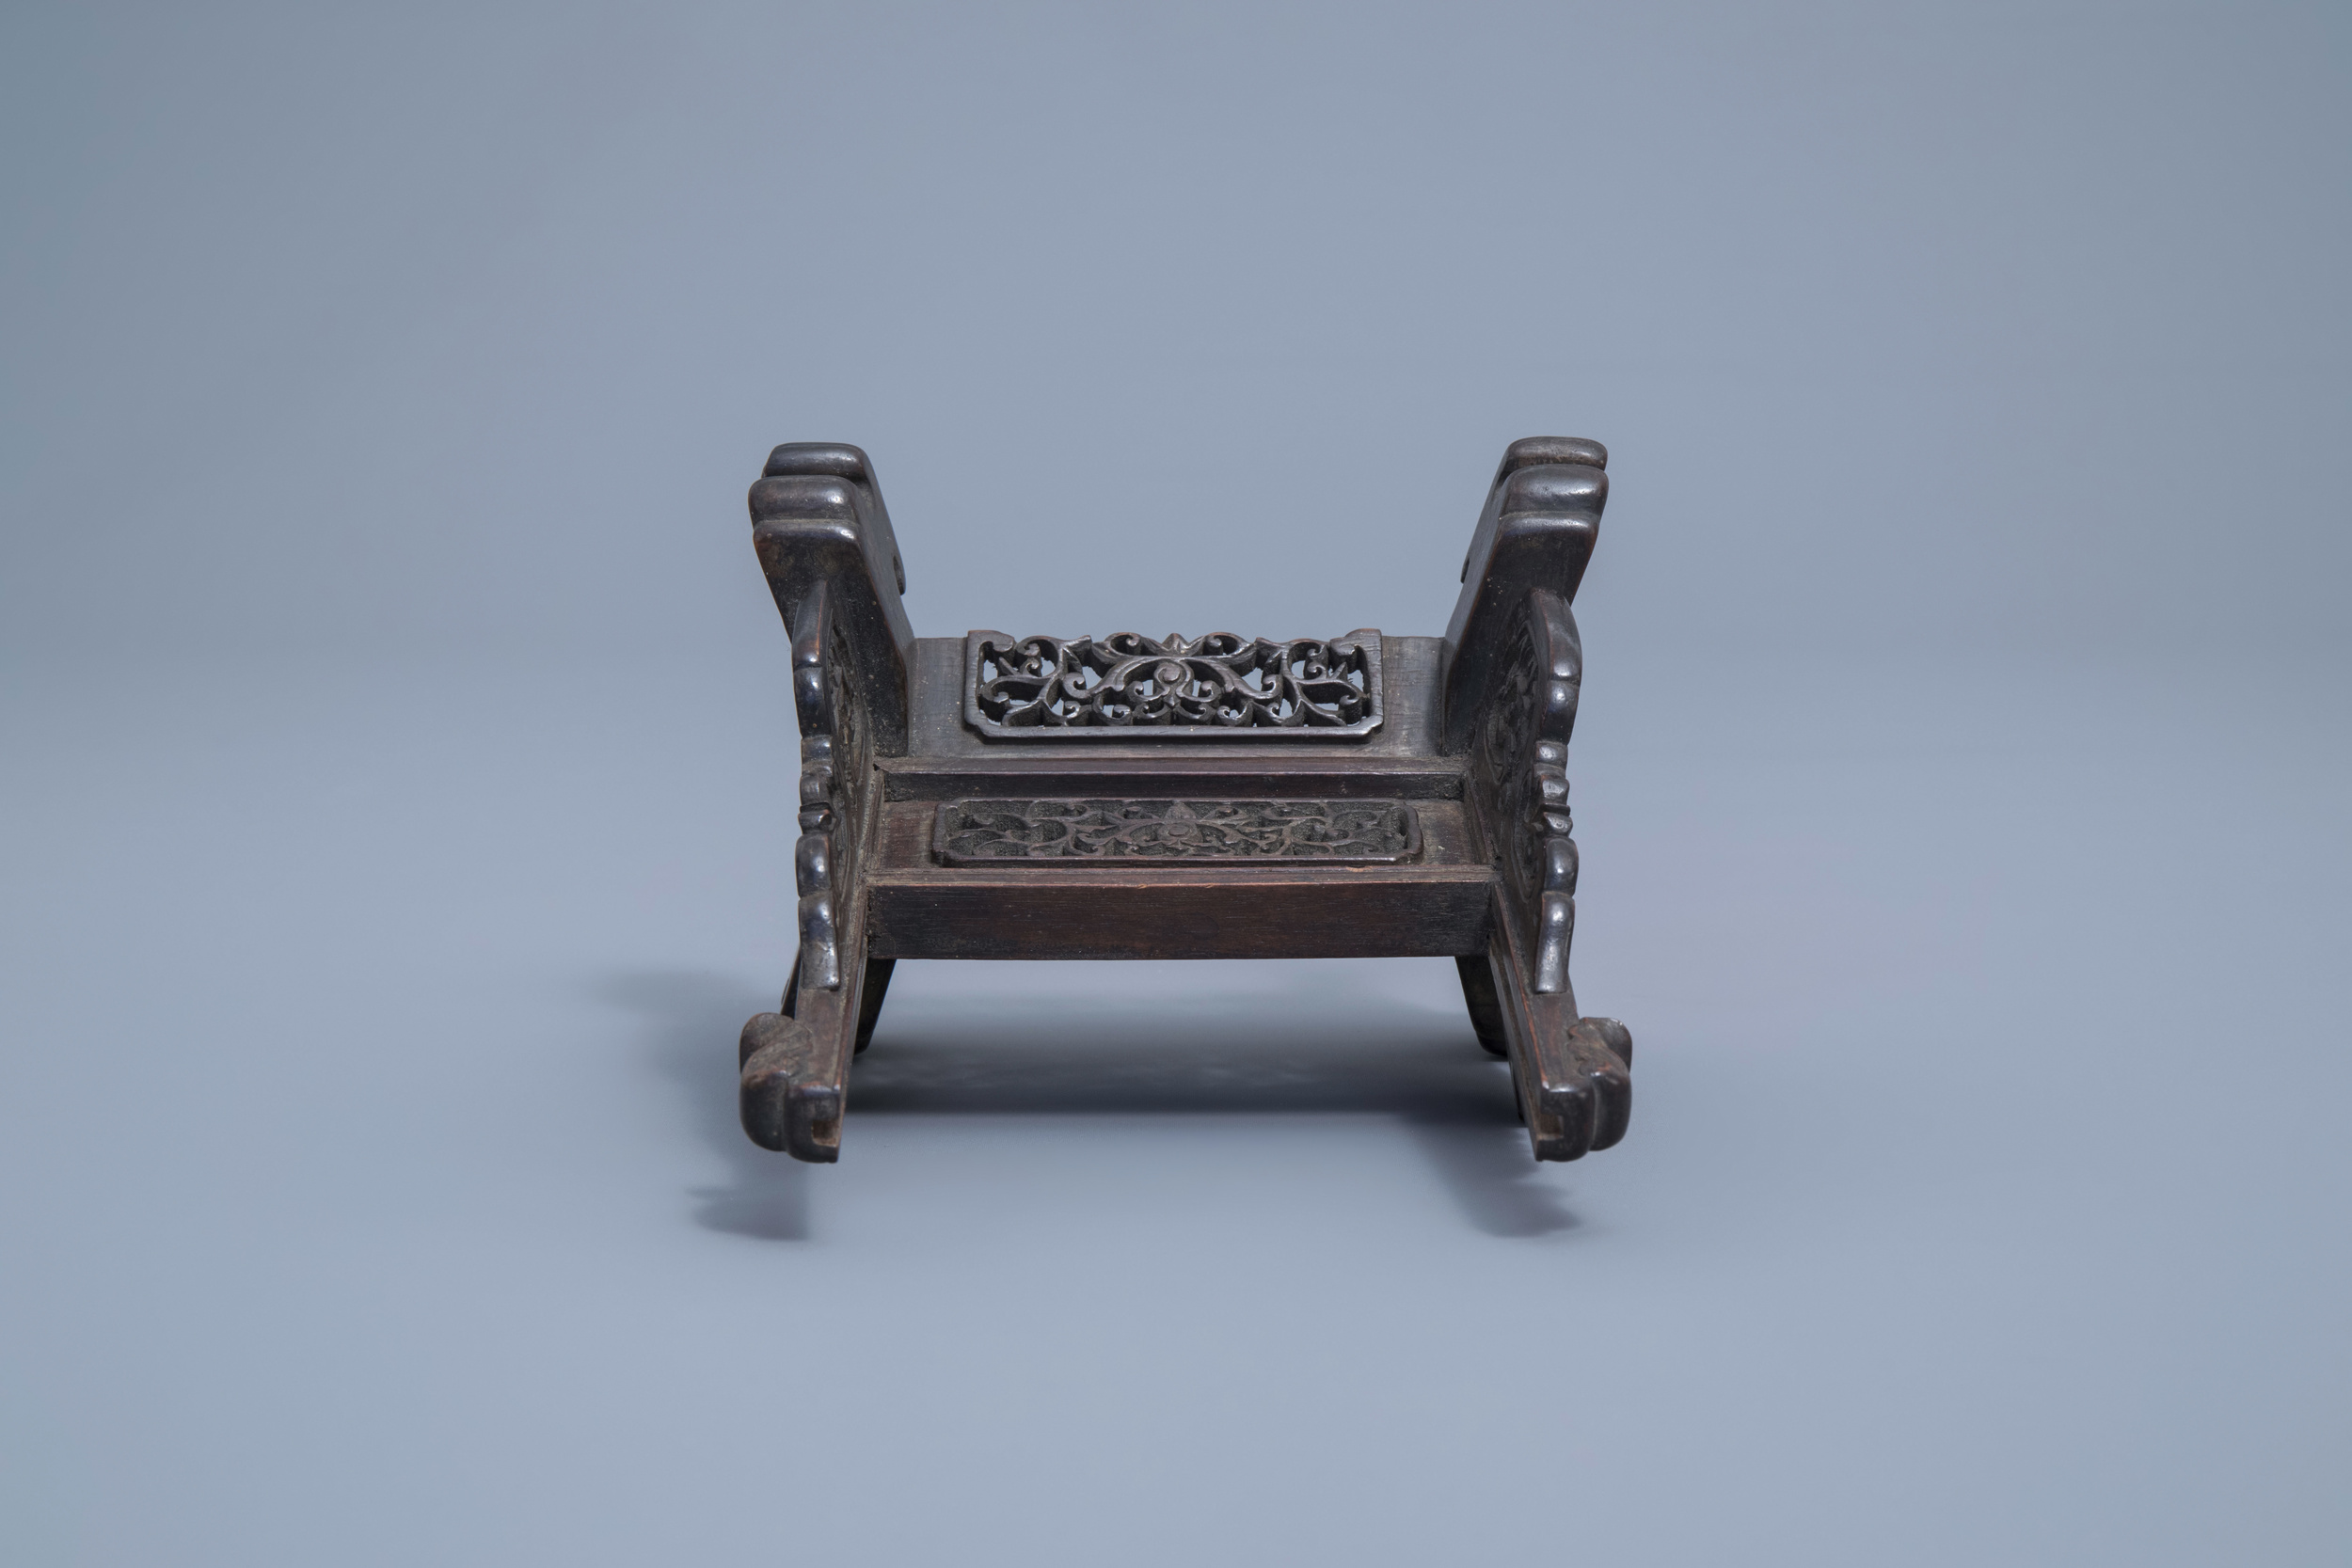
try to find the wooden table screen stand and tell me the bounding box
[737,436,1634,1164]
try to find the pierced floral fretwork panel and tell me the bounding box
[964,630,1382,739]
[933,799,1422,863]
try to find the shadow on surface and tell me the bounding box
[596,965,1581,1239]
[598,969,810,1241]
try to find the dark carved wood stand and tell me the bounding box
[738,437,1633,1164]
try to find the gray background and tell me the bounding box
[3,3,2347,1562]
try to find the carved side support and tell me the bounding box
[741,442,908,1161]
[1438,438,1630,1158]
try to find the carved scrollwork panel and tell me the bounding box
[934,798,1422,863]
[964,630,1383,739]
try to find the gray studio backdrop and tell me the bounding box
[3,4,2346,1565]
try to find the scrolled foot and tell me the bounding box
[1515,1029,1628,1165]
[1524,1022,1632,1161]
[739,1011,843,1163]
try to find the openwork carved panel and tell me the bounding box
[934,798,1422,863]
[964,630,1383,739]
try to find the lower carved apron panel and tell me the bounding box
[932,798,1422,864]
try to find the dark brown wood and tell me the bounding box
[751,443,915,756]
[1440,438,1606,757]
[866,868,1496,961]
[1466,586,1582,994]
[1454,955,1510,1057]
[881,755,1466,802]
[965,629,1385,737]
[853,958,893,1055]
[931,798,1423,863]
[904,635,1448,761]
[737,436,1633,1165]
[872,795,1484,875]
